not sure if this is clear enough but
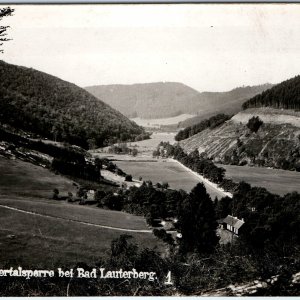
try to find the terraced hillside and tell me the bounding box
[180,108,300,171]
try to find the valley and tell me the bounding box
[0,66,299,295]
[1,4,300,295]
[93,129,300,199]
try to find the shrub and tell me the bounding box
[246,116,263,133]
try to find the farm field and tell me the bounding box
[219,164,300,196]
[115,159,226,199]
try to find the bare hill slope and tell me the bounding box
[180,108,300,171]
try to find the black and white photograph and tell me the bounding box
[0,3,299,296]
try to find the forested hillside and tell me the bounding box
[86,82,273,120]
[243,75,300,110]
[0,60,143,149]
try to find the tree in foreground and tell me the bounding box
[177,183,219,254]
[247,116,263,133]
[0,7,14,53]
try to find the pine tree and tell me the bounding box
[178,183,219,254]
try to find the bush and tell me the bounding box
[52,188,59,200]
[125,174,133,182]
[153,229,174,245]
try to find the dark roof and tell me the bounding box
[223,215,245,229]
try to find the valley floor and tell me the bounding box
[95,131,300,199]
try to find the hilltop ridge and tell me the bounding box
[85,82,273,122]
[0,60,144,149]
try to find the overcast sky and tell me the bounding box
[2,4,300,92]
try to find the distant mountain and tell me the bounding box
[0,60,143,149]
[179,84,274,128]
[85,82,273,124]
[86,82,201,119]
[243,75,300,110]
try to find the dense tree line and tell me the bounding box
[51,158,101,182]
[175,114,231,141]
[0,60,144,149]
[108,143,138,156]
[216,182,300,254]
[242,75,300,110]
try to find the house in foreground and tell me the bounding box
[221,215,245,236]
[217,215,245,244]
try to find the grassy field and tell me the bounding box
[0,157,116,198]
[219,164,300,196]
[0,197,149,230]
[0,206,159,268]
[0,157,164,268]
[115,160,225,199]
[0,157,77,198]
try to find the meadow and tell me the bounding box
[0,206,159,268]
[0,157,77,198]
[219,164,300,196]
[0,157,163,268]
[115,159,225,199]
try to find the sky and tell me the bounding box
[1,4,300,92]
